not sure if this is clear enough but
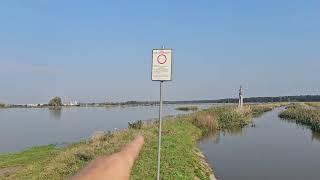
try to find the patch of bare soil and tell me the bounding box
[0,167,20,177]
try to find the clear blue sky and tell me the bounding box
[0,0,319,104]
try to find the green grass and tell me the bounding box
[175,106,199,111]
[0,145,56,168]
[279,103,320,132]
[0,104,280,179]
[248,103,286,117]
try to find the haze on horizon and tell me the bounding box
[0,0,319,104]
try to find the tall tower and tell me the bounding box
[239,86,244,108]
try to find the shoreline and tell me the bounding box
[0,102,222,109]
[0,102,285,109]
[0,103,283,179]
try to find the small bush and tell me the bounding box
[48,97,63,107]
[217,108,249,129]
[128,120,143,129]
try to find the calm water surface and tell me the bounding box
[198,108,320,180]
[0,104,213,153]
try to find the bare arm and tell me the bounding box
[72,136,144,180]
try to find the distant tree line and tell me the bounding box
[3,95,320,108]
[156,95,320,104]
[96,95,320,105]
[208,95,320,103]
[92,95,320,106]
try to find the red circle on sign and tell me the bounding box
[157,54,167,64]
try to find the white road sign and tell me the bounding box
[152,49,172,81]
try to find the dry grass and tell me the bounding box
[193,112,217,131]
[191,103,283,134]
[305,102,320,109]
[279,103,320,132]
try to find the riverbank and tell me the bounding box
[279,103,320,132]
[0,103,283,179]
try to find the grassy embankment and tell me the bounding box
[279,103,320,132]
[175,106,199,111]
[0,103,282,179]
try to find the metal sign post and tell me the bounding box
[152,47,172,180]
[157,80,163,180]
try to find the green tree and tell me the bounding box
[48,97,63,107]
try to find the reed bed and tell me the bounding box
[279,103,320,132]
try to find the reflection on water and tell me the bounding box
[221,126,247,137]
[49,108,62,120]
[199,130,220,144]
[312,131,320,142]
[280,117,320,143]
[201,127,247,145]
[198,108,320,180]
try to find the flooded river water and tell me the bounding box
[0,104,213,153]
[198,108,320,180]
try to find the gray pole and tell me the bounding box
[157,81,163,180]
[157,45,165,180]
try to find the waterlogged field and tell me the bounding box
[0,104,278,179]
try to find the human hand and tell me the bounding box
[72,135,144,180]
